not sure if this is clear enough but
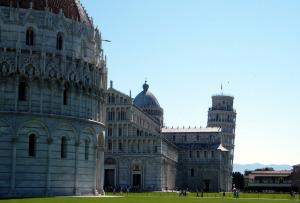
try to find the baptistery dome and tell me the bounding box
[0,0,92,25]
[134,82,164,126]
[0,0,106,197]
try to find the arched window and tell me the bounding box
[189,151,192,158]
[18,81,28,101]
[108,127,113,137]
[85,140,89,160]
[26,27,34,46]
[118,127,122,136]
[61,136,67,159]
[118,142,123,151]
[108,139,112,151]
[63,84,68,105]
[191,168,195,177]
[28,134,36,157]
[108,95,111,104]
[63,89,68,105]
[0,62,9,75]
[56,32,64,50]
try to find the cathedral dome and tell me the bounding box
[133,82,164,126]
[134,82,161,109]
[0,0,92,26]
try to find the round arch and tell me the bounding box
[16,119,50,139]
[52,122,79,144]
[81,126,97,148]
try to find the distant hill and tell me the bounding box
[233,163,292,174]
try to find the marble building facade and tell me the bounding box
[0,0,107,197]
[104,81,236,192]
[0,0,237,196]
[104,82,178,191]
[162,127,231,192]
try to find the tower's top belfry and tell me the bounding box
[207,95,236,147]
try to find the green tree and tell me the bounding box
[232,172,244,190]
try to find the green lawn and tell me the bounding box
[0,193,299,203]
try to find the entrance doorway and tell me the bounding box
[131,163,142,190]
[132,174,141,188]
[104,169,115,190]
[204,179,210,192]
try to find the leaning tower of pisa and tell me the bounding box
[207,95,236,191]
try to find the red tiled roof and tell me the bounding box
[0,0,92,26]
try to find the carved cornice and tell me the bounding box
[0,51,106,93]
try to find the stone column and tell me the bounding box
[141,140,144,153]
[143,140,146,153]
[50,80,55,114]
[9,137,18,196]
[69,85,73,117]
[0,82,4,111]
[116,123,119,137]
[79,89,82,118]
[116,138,119,154]
[100,148,105,195]
[97,100,101,122]
[46,137,53,196]
[91,95,94,119]
[28,79,32,113]
[40,80,44,113]
[74,141,80,195]
[103,102,106,123]
[93,145,98,195]
[95,131,105,195]
[96,146,105,195]
[14,75,19,111]
[126,140,129,153]
[127,124,129,136]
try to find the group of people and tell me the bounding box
[290,191,297,199]
[105,185,298,200]
[105,185,131,194]
[179,189,189,197]
[105,184,160,194]
[232,188,240,198]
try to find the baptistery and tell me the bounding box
[0,0,107,197]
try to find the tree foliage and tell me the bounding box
[232,172,244,190]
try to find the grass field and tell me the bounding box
[1,192,299,203]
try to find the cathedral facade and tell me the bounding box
[104,82,178,191]
[0,0,106,197]
[104,82,236,192]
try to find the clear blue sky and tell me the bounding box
[81,0,300,165]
